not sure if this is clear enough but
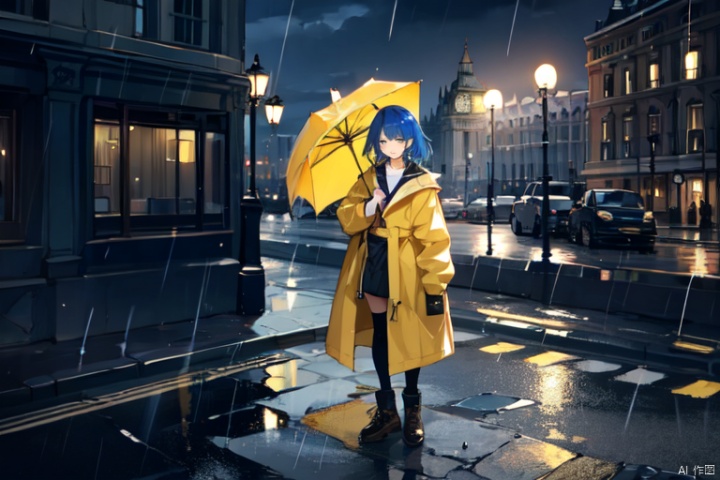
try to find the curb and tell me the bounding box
[0,326,329,412]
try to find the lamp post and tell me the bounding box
[464,153,472,207]
[483,89,503,256]
[237,54,270,315]
[535,63,557,304]
[646,134,658,213]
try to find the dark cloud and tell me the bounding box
[247,0,612,139]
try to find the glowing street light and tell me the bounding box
[535,63,557,304]
[483,89,502,256]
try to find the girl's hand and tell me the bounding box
[373,188,386,210]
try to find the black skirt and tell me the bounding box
[362,233,389,298]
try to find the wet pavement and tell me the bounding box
[0,255,718,478]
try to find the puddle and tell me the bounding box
[264,359,323,392]
[453,393,536,414]
[572,359,622,373]
[473,435,576,480]
[613,368,666,385]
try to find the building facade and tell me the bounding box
[584,0,720,225]
[423,42,589,202]
[0,1,251,345]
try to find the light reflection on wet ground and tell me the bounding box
[1,330,718,479]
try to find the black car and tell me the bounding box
[568,189,656,252]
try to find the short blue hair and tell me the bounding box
[363,105,432,163]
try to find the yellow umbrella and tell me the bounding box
[286,78,421,214]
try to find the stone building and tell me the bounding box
[423,42,588,202]
[584,0,720,225]
[0,1,252,345]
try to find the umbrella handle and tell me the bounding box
[348,144,373,196]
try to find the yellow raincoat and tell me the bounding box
[326,163,455,376]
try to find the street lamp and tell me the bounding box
[646,135,659,212]
[483,89,503,256]
[464,153,472,207]
[238,54,270,315]
[264,95,285,126]
[535,63,556,304]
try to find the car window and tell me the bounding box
[548,185,571,196]
[596,191,644,208]
[550,199,574,210]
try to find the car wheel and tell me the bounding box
[581,224,595,248]
[531,215,541,238]
[511,214,523,236]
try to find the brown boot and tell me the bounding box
[402,390,424,447]
[359,390,401,444]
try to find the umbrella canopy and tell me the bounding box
[286,78,421,214]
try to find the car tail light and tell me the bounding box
[462,210,467,218]
[550,209,557,215]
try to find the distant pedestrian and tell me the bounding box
[699,199,712,229]
[326,105,455,448]
[687,201,697,225]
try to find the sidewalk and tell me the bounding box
[0,254,716,478]
[656,224,718,245]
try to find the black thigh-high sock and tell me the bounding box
[371,311,392,391]
[404,368,420,395]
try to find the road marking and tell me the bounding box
[614,368,665,385]
[672,380,720,399]
[524,351,580,367]
[480,342,525,354]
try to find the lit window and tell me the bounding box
[649,62,660,88]
[624,68,632,94]
[687,103,704,153]
[601,118,612,161]
[604,74,614,98]
[685,51,699,80]
[622,116,633,158]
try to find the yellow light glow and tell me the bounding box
[685,51,699,80]
[480,342,525,354]
[483,89,503,110]
[525,351,579,367]
[534,64,557,90]
[1,149,5,156]
[263,408,279,430]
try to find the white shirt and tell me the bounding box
[365,164,404,216]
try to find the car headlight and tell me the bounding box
[643,211,654,222]
[596,210,613,222]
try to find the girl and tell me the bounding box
[325,105,455,447]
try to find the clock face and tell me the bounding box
[454,93,472,113]
[673,173,684,184]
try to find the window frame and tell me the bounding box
[686,102,704,154]
[649,61,660,88]
[92,102,229,238]
[171,0,206,48]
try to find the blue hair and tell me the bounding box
[363,105,432,163]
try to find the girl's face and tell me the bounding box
[378,130,413,161]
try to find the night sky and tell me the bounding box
[246,0,613,139]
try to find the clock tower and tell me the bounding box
[452,40,484,115]
[423,40,486,199]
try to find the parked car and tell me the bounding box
[463,195,515,223]
[568,189,656,252]
[441,197,465,219]
[510,181,573,237]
